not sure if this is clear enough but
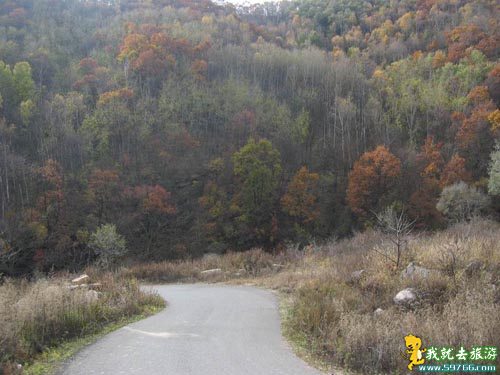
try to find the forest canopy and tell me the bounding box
[0,0,498,275]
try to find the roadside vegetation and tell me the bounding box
[0,274,164,374]
[123,218,500,374]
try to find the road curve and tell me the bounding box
[61,284,323,375]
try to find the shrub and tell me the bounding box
[88,224,127,268]
[436,181,490,222]
[374,205,415,268]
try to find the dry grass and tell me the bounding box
[123,218,500,374]
[275,219,500,373]
[121,248,283,282]
[0,273,164,373]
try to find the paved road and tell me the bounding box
[61,284,323,375]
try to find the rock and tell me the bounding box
[394,288,417,306]
[374,308,384,316]
[350,270,365,283]
[85,290,100,303]
[465,260,483,278]
[200,268,222,275]
[401,262,431,280]
[72,274,90,284]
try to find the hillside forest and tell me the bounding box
[0,0,499,275]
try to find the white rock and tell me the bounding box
[394,288,417,306]
[72,274,90,284]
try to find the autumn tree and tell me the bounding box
[456,86,496,178]
[117,24,209,91]
[73,57,110,107]
[346,146,402,218]
[408,136,445,227]
[445,24,495,63]
[440,154,471,188]
[281,166,320,234]
[125,185,176,258]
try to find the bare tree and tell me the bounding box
[373,206,415,268]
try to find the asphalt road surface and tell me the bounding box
[61,284,323,375]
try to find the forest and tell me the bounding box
[0,0,498,275]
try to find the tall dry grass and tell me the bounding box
[121,248,283,282]
[280,218,500,373]
[0,274,164,373]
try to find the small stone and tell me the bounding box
[374,308,384,316]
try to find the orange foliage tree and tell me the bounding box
[125,184,176,256]
[117,23,211,84]
[456,86,497,177]
[445,24,496,63]
[346,146,401,218]
[281,166,320,226]
[439,154,471,188]
[408,136,444,227]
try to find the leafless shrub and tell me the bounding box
[373,206,415,268]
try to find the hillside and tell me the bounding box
[0,0,498,273]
